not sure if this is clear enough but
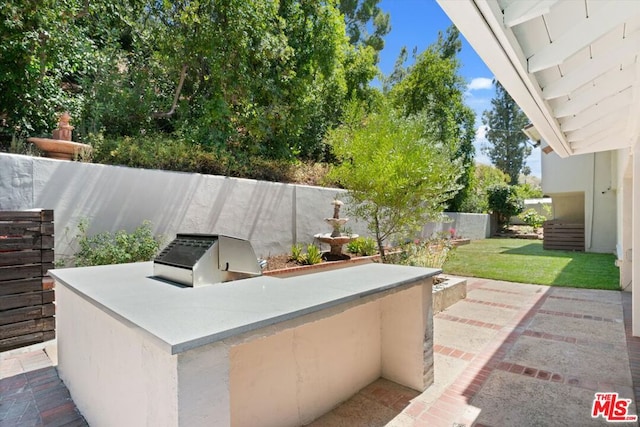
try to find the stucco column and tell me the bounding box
[632,144,640,335]
[621,176,633,291]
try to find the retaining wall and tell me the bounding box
[0,153,489,261]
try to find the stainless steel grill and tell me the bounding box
[153,234,262,287]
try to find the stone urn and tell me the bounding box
[28,112,92,160]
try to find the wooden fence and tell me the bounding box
[543,220,585,252]
[0,210,55,352]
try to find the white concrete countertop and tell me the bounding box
[49,262,440,354]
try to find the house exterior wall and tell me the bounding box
[541,147,616,254]
[541,146,593,195]
[550,193,584,222]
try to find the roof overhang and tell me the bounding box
[437,0,640,158]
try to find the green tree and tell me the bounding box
[434,25,462,59]
[482,80,531,183]
[487,184,524,228]
[515,182,543,200]
[389,26,475,212]
[339,0,390,56]
[327,102,462,258]
[467,164,511,213]
[0,0,112,137]
[382,46,409,93]
[2,0,364,164]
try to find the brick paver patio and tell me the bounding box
[2,277,640,426]
[0,346,87,426]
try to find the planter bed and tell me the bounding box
[432,275,467,314]
[263,254,381,278]
[265,255,467,313]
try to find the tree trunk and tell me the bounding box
[152,64,188,119]
[374,211,386,261]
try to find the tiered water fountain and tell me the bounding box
[27,112,92,160]
[314,200,358,261]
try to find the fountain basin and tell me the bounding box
[314,232,359,260]
[314,233,358,246]
[324,218,349,227]
[27,137,92,160]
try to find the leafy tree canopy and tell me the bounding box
[327,101,462,258]
[0,0,385,164]
[487,184,524,228]
[461,163,510,213]
[388,25,475,212]
[339,0,390,55]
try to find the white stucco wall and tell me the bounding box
[0,153,364,259]
[56,265,433,427]
[0,153,489,260]
[590,152,617,253]
[542,147,593,195]
[420,212,491,240]
[56,285,182,427]
[552,193,585,222]
[541,148,616,253]
[230,302,380,427]
[229,279,432,427]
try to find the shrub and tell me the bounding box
[304,244,323,265]
[519,209,546,229]
[73,220,162,267]
[487,184,524,228]
[388,238,453,269]
[89,133,298,183]
[290,244,304,263]
[290,243,323,265]
[346,237,377,256]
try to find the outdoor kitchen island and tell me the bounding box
[49,262,438,427]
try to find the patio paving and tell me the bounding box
[0,343,87,426]
[2,277,640,426]
[311,278,640,426]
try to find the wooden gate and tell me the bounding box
[0,210,55,352]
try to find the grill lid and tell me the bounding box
[155,235,218,269]
[154,234,261,287]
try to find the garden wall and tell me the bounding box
[421,213,491,241]
[0,153,488,261]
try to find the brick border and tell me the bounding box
[410,284,552,426]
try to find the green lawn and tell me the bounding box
[443,238,620,290]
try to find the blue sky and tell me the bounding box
[376,0,542,178]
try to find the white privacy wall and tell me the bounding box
[0,153,488,260]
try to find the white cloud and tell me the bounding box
[475,124,488,140]
[467,77,493,91]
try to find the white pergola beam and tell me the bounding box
[560,89,633,132]
[437,0,572,157]
[528,2,640,73]
[565,111,628,141]
[571,131,630,154]
[570,127,626,149]
[625,60,640,141]
[542,30,640,99]
[553,67,635,117]
[503,0,558,28]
